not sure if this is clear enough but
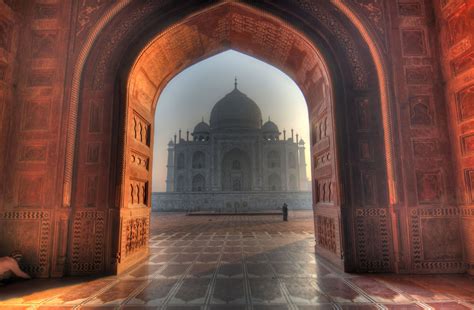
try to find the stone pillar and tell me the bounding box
[166,141,175,192]
[282,143,288,191]
[298,139,307,191]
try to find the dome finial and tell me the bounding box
[234,76,238,89]
[202,116,204,122]
[268,116,270,122]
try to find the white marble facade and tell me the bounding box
[159,82,311,211]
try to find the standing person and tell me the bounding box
[282,203,288,221]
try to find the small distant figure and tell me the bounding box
[0,251,30,283]
[282,203,288,221]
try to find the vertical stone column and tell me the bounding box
[298,139,307,191]
[282,142,288,191]
[165,141,175,192]
[257,136,264,190]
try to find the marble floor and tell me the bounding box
[1,211,473,309]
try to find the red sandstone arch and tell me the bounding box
[67,1,395,275]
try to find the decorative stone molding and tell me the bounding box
[409,207,464,273]
[70,211,105,274]
[0,211,50,277]
[355,207,392,272]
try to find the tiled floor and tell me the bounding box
[1,211,473,309]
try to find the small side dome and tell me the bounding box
[192,120,210,142]
[168,140,174,146]
[298,138,305,145]
[262,120,279,133]
[193,121,210,134]
[262,118,280,141]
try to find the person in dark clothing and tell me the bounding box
[282,203,288,221]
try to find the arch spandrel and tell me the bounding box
[127,2,333,114]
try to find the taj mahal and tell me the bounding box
[153,79,312,212]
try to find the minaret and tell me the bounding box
[298,139,308,191]
[165,140,175,192]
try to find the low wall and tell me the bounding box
[152,191,313,212]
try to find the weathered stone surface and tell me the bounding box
[0,0,470,277]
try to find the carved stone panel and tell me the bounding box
[356,98,371,131]
[88,101,102,133]
[21,99,51,131]
[17,173,45,207]
[412,139,438,158]
[355,208,392,272]
[398,2,423,17]
[130,151,149,171]
[86,143,101,164]
[464,169,474,203]
[129,179,149,207]
[401,29,426,56]
[456,84,474,122]
[316,215,337,254]
[405,66,432,84]
[410,208,464,272]
[315,178,333,204]
[409,95,433,126]
[85,175,99,208]
[70,211,105,275]
[421,218,462,261]
[19,143,48,162]
[361,171,377,206]
[445,4,473,47]
[27,69,54,87]
[451,51,474,75]
[123,217,149,257]
[31,30,58,58]
[132,112,150,147]
[461,133,474,155]
[0,211,51,277]
[34,3,59,20]
[358,140,373,161]
[416,171,443,204]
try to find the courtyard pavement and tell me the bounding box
[0,211,473,309]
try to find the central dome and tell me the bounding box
[210,81,262,130]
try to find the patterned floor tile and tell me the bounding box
[128,264,164,278]
[127,279,178,306]
[281,278,330,304]
[197,253,220,263]
[187,263,217,278]
[349,277,411,303]
[2,212,473,310]
[217,263,244,278]
[383,304,424,309]
[314,277,369,303]
[426,302,472,309]
[297,305,335,310]
[157,264,191,278]
[211,279,246,304]
[169,278,211,304]
[85,280,144,305]
[272,263,306,277]
[249,278,286,304]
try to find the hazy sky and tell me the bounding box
[153,50,310,192]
